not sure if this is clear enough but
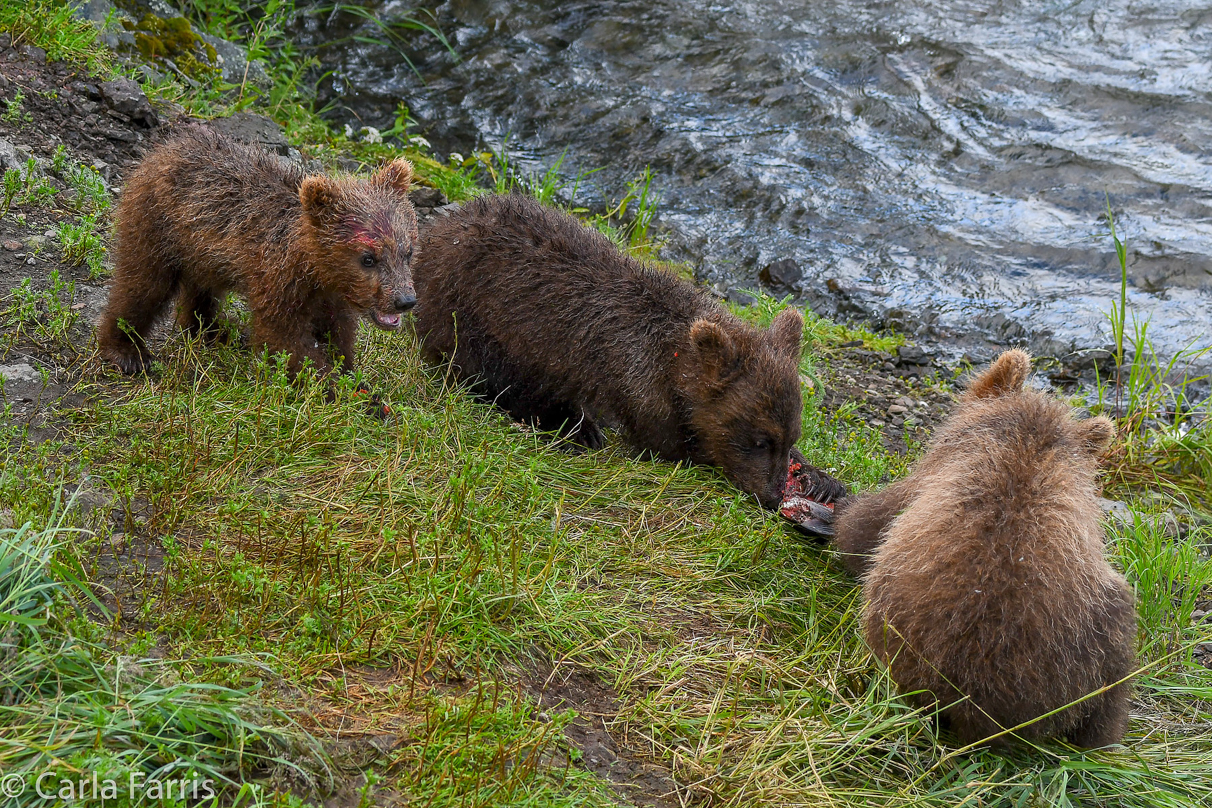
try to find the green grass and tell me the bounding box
[0,299,1205,806]
[1096,207,1211,508]
[0,504,325,807]
[0,0,112,72]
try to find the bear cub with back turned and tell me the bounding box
[413,193,846,509]
[97,126,419,380]
[835,349,1136,747]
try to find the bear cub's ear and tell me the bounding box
[690,319,739,383]
[300,176,343,224]
[964,349,1031,400]
[769,307,803,361]
[375,158,414,196]
[1074,415,1115,455]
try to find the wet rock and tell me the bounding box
[136,64,165,85]
[21,45,47,65]
[0,138,27,172]
[2,241,21,251]
[197,32,271,88]
[1063,347,1117,374]
[98,78,158,128]
[101,126,139,143]
[975,311,1028,342]
[72,1,134,49]
[822,277,872,319]
[70,80,103,101]
[896,345,931,366]
[208,112,289,155]
[1099,498,1182,539]
[759,257,802,291]
[960,349,994,366]
[408,186,447,208]
[0,363,41,384]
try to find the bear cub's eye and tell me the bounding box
[361,253,377,268]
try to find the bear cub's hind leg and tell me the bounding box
[176,283,234,345]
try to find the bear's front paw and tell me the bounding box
[102,346,154,376]
[568,413,605,450]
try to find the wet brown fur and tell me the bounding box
[97,125,419,379]
[413,193,834,508]
[835,350,1135,747]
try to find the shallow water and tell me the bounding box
[296,0,1212,360]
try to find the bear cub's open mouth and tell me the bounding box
[372,309,403,330]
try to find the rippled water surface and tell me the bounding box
[296,0,1212,357]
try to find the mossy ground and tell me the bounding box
[1,2,1210,807]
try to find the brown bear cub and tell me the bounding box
[836,350,1136,747]
[413,193,846,509]
[97,125,419,381]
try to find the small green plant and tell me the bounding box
[0,269,79,353]
[48,146,111,213]
[377,101,434,151]
[58,214,107,278]
[479,143,664,253]
[18,157,57,207]
[594,166,660,253]
[50,143,69,175]
[66,163,110,213]
[2,89,30,123]
[1,168,21,217]
[532,152,572,206]
[1104,197,1130,415]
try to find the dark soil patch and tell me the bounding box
[75,489,166,621]
[0,40,155,176]
[0,41,161,433]
[523,663,682,808]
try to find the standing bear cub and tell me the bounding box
[97,126,419,380]
[835,350,1136,747]
[413,193,846,509]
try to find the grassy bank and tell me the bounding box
[2,1,1211,806]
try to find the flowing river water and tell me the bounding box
[294,0,1212,362]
